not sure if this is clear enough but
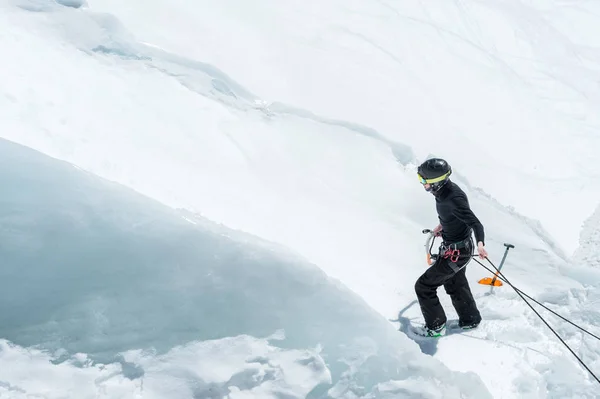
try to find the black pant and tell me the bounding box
[415,243,481,329]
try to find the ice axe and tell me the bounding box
[422,229,436,266]
[478,243,514,289]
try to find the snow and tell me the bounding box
[0,334,330,399]
[0,138,491,398]
[86,0,600,256]
[574,205,600,270]
[0,0,599,398]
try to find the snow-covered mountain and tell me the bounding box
[1,0,599,398]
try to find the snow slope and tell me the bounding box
[1,1,600,398]
[87,0,600,256]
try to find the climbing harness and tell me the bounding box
[422,229,472,272]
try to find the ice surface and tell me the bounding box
[0,139,492,397]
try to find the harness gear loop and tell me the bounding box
[439,237,473,272]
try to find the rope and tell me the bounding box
[472,258,600,342]
[473,257,600,385]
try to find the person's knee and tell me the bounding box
[415,277,431,297]
[415,278,424,295]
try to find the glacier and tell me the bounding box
[1,0,600,398]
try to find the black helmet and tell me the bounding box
[417,158,452,192]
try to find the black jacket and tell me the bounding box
[434,180,485,245]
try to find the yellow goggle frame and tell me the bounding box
[417,171,451,185]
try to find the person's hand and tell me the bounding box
[433,224,443,237]
[477,242,488,259]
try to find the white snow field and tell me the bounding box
[86,0,600,256]
[1,0,599,398]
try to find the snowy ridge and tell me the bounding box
[266,102,416,166]
[61,1,418,167]
[86,0,600,254]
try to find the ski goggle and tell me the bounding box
[417,171,451,185]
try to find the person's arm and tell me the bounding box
[452,194,488,258]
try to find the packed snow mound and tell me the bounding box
[573,204,600,269]
[0,334,332,399]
